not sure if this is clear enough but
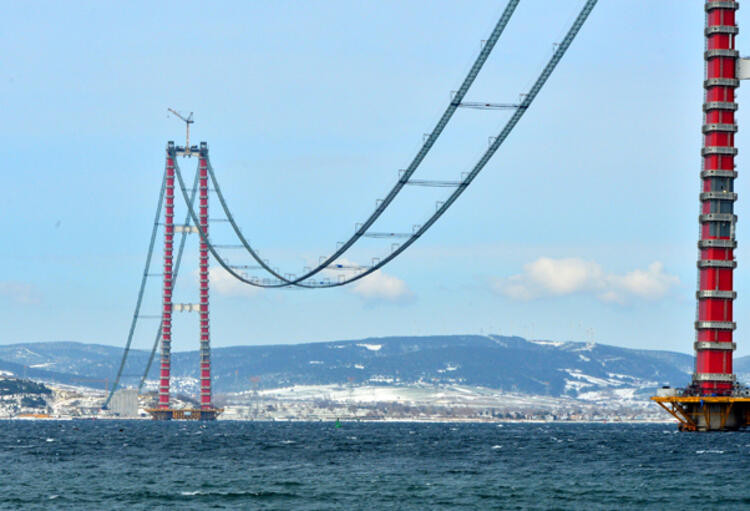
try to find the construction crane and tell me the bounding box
[167,108,194,156]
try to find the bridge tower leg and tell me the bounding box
[696,0,739,396]
[198,142,214,413]
[158,142,176,416]
[653,0,750,430]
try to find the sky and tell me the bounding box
[1,1,746,356]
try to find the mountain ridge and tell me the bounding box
[0,335,735,400]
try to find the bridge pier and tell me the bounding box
[148,408,221,421]
[652,1,748,429]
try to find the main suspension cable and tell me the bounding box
[103,165,167,408]
[186,0,521,288]
[137,167,201,392]
[103,164,201,406]
[176,0,598,289]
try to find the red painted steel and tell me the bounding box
[199,150,212,409]
[159,147,175,408]
[696,0,739,395]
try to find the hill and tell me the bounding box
[0,335,707,399]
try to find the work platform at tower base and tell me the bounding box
[146,408,223,421]
[651,396,750,431]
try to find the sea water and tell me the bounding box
[1,421,749,510]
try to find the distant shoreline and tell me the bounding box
[0,416,676,424]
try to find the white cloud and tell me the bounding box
[493,257,679,304]
[495,258,603,300]
[205,258,411,303]
[605,262,678,300]
[207,266,261,298]
[351,270,411,302]
[324,258,412,303]
[0,281,42,305]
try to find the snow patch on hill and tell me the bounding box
[527,339,565,348]
[357,343,382,352]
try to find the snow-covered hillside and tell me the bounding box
[0,335,696,400]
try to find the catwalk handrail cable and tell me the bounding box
[103,167,201,407]
[174,0,598,289]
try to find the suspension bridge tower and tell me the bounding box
[104,1,599,421]
[652,0,750,431]
[147,132,221,420]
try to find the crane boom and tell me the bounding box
[167,108,194,155]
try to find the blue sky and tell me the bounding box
[0,1,745,356]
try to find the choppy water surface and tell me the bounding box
[2,421,750,510]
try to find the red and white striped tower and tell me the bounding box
[159,142,176,408]
[696,0,740,396]
[198,143,213,409]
